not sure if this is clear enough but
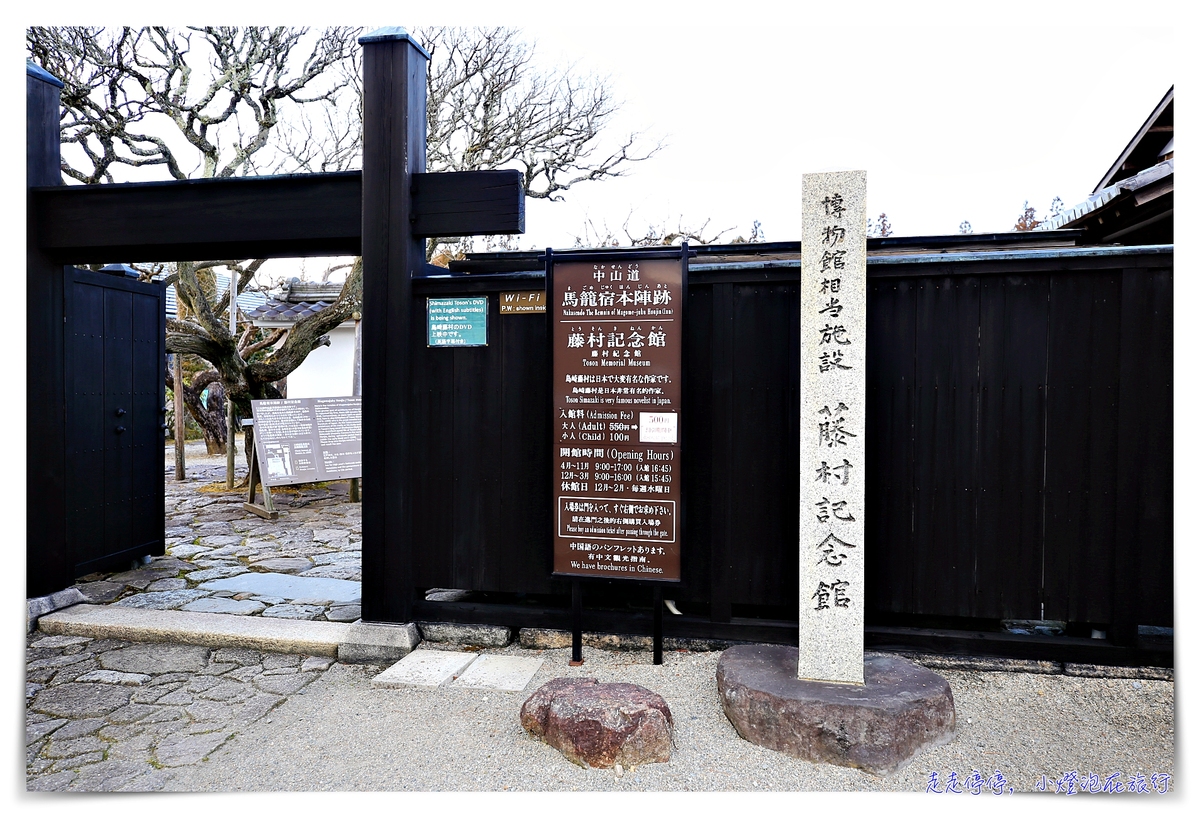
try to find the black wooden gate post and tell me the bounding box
[27,62,69,598]
[359,29,430,623]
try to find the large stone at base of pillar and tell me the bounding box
[717,644,956,775]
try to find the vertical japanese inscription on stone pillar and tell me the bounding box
[551,256,683,582]
[800,171,867,685]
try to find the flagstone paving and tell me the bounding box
[25,446,365,790]
[25,632,333,791]
[62,454,363,624]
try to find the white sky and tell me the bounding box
[2,3,1195,812]
[287,10,1175,281]
[517,23,1173,245]
[8,3,1178,275]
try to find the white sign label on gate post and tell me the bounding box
[799,170,867,685]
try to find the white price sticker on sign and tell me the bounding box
[639,412,678,443]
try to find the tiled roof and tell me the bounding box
[245,299,334,324]
[162,270,268,321]
[1036,158,1173,232]
[281,280,344,303]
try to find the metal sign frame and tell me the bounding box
[545,246,691,586]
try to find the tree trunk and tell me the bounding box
[164,367,228,454]
[188,382,228,455]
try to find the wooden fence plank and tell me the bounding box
[911,276,980,617]
[682,284,715,611]
[708,283,734,622]
[1043,272,1121,624]
[1113,266,1174,639]
[395,252,1172,645]
[728,282,798,609]
[500,304,553,594]
[865,278,916,615]
[410,313,455,588]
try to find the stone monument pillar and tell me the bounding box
[798,170,867,685]
[715,170,957,775]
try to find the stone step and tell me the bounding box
[38,604,351,657]
[450,654,544,692]
[371,649,478,689]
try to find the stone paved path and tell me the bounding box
[26,445,362,791]
[68,444,364,624]
[26,633,334,791]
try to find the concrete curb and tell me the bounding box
[27,588,86,633]
[38,604,350,656]
[340,621,421,663]
[33,605,1173,680]
[37,604,425,663]
[518,627,737,652]
[897,650,1174,680]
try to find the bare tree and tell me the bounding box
[28,26,363,456]
[1013,196,1064,232]
[571,214,762,248]
[29,27,360,182]
[1012,201,1042,231]
[275,26,663,265]
[29,25,658,453]
[867,213,893,238]
[418,27,659,262]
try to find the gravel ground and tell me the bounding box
[160,642,1174,794]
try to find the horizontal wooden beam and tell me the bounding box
[32,168,525,264]
[411,169,524,237]
[33,172,363,263]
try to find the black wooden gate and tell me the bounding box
[62,266,165,576]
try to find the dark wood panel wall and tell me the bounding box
[405,251,1173,634]
[27,64,69,597]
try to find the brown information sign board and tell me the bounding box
[250,396,362,487]
[549,253,685,582]
[499,290,546,314]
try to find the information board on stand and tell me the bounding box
[548,252,687,583]
[250,396,362,488]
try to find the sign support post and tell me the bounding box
[547,244,691,664]
[242,419,278,520]
[349,310,362,503]
[226,268,237,489]
[570,580,584,666]
[173,353,185,481]
[653,585,663,665]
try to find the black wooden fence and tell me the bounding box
[403,244,1172,661]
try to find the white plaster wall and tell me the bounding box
[285,324,356,398]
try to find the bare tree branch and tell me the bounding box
[417,27,660,262]
[247,257,361,384]
[240,327,286,358]
[29,27,662,458]
[28,26,367,456]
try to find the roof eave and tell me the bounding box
[1094,86,1174,194]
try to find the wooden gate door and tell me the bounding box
[63,267,165,577]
